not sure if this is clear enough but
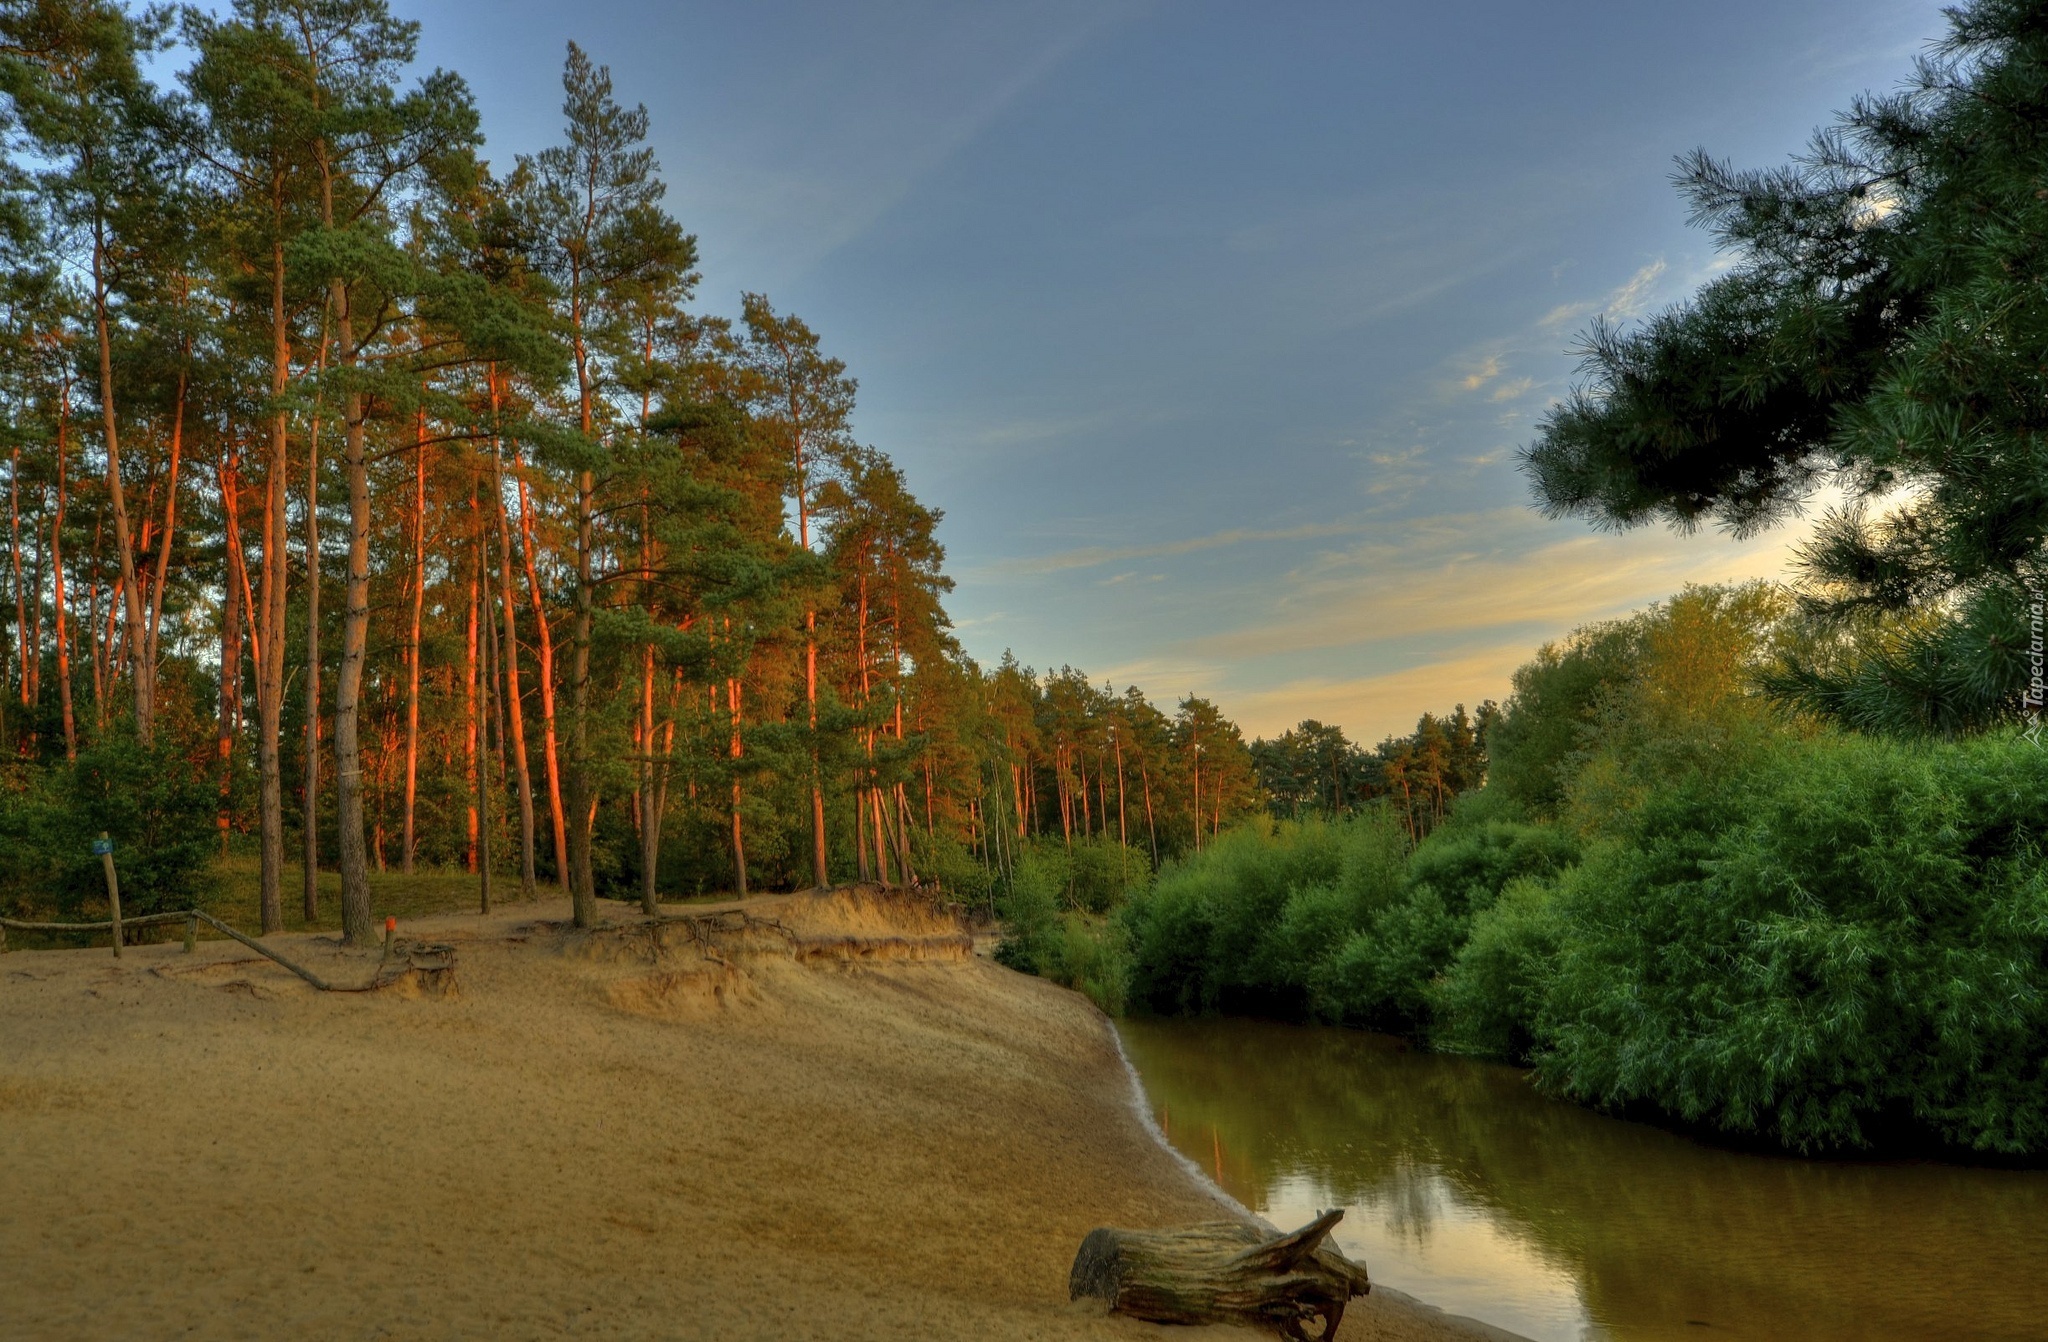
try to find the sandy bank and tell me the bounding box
[0,887,1519,1340]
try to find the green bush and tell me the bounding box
[1485,618,1637,818]
[912,826,998,910]
[1404,818,1579,917]
[1432,877,1564,1061]
[990,840,1131,1014]
[1056,913,1131,1015]
[1294,809,1580,1031]
[1310,884,1464,1029]
[1067,835,1150,913]
[0,732,215,920]
[1534,731,2048,1154]
[1121,812,1407,1017]
[1047,580,2048,1156]
[992,842,1070,975]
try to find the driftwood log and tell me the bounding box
[1069,1209,1369,1339]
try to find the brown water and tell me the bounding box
[1116,1017,2048,1342]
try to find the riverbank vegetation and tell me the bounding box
[1036,581,2048,1157]
[1154,584,2048,1154]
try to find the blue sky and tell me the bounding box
[409,0,1949,741]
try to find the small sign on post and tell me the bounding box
[96,833,121,959]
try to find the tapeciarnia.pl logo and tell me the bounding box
[2026,593,2045,746]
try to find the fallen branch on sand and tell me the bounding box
[1069,1209,1369,1340]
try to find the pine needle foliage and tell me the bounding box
[1523,0,2048,734]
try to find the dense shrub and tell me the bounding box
[1301,811,1578,1030]
[911,827,999,910]
[1121,814,1406,1017]
[992,842,1132,1013]
[1113,802,1578,1031]
[0,732,215,920]
[1432,877,1564,1061]
[1066,836,1150,913]
[992,843,1069,973]
[1403,816,1579,917]
[1489,583,1793,825]
[1309,884,1462,1029]
[1535,731,2048,1155]
[1484,619,1636,818]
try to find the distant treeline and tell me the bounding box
[1247,706,1492,844]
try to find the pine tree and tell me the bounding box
[517,41,689,925]
[1524,0,2048,734]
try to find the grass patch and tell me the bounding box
[199,854,503,935]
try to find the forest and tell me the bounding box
[0,0,1306,940]
[14,0,2048,1164]
[1001,0,2048,1160]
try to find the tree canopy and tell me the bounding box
[1523,0,2048,735]
[0,1,1285,930]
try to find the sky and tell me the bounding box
[402,0,1952,742]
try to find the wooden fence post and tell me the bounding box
[96,833,121,958]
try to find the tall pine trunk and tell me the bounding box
[331,281,375,943]
[567,462,594,919]
[514,460,567,889]
[465,531,479,873]
[25,511,40,743]
[217,505,242,857]
[85,514,102,735]
[1142,758,1159,867]
[255,224,291,935]
[51,386,73,760]
[728,672,746,897]
[142,357,186,728]
[302,356,322,924]
[564,270,597,925]
[477,521,495,915]
[90,202,148,744]
[636,480,658,915]
[10,443,26,727]
[488,368,537,900]
[128,338,185,761]
[639,639,660,914]
[402,411,425,872]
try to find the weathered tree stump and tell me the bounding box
[1069,1209,1369,1340]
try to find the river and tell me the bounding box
[1116,1016,2048,1342]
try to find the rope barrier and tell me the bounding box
[0,908,453,994]
[0,912,192,933]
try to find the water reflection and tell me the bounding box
[1118,1017,2048,1342]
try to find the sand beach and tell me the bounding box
[0,887,1518,1340]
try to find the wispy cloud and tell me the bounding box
[795,10,1132,272]
[1184,506,1806,663]
[990,519,1365,577]
[1539,258,1669,331]
[1459,355,1503,391]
